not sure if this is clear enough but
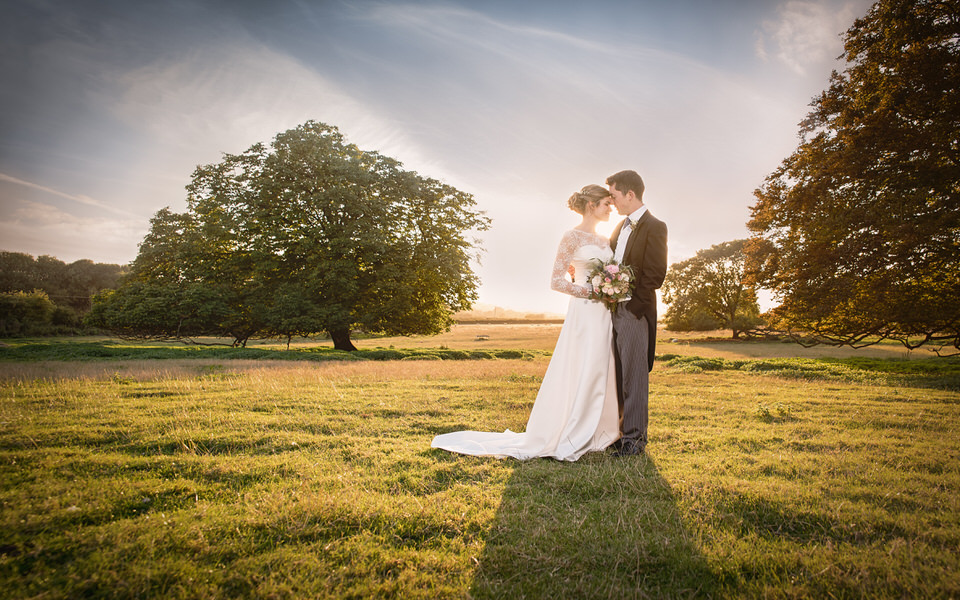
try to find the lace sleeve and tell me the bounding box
[550,231,590,298]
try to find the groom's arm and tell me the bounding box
[640,220,668,292]
[627,220,668,317]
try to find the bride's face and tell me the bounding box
[589,196,614,221]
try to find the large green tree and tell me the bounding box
[746,0,960,352]
[90,121,490,349]
[662,239,762,339]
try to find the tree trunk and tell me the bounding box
[330,328,357,351]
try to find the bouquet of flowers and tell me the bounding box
[587,258,634,311]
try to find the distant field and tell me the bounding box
[0,323,935,360]
[18,323,919,359]
[296,323,934,359]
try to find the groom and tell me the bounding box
[607,170,668,457]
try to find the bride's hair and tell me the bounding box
[567,184,610,215]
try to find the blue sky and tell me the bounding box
[0,0,874,314]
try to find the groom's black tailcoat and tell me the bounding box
[610,210,668,371]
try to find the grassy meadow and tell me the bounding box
[1,327,958,598]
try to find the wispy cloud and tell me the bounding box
[0,173,138,217]
[0,198,145,263]
[755,0,866,75]
[102,38,453,188]
[361,3,616,55]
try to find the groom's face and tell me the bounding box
[608,184,631,214]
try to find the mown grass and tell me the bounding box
[1,354,958,598]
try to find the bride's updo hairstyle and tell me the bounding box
[567,184,610,215]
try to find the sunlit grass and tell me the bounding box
[1,356,958,598]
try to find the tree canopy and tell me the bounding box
[662,239,762,338]
[89,121,490,349]
[746,0,960,353]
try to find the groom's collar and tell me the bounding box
[628,206,647,223]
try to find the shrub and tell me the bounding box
[0,290,56,336]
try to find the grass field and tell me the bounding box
[1,328,958,598]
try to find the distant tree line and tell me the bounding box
[0,252,126,336]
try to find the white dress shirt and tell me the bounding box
[614,206,647,264]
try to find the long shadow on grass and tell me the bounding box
[469,453,720,598]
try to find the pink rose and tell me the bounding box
[605,264,620,274]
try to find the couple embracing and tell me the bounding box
[432,170,668,460]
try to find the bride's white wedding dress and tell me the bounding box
[431,229,620,461]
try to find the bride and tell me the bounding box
[431,184,620,461]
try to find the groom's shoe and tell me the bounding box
[612,439,644,457]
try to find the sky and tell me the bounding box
[0,0,875,315]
